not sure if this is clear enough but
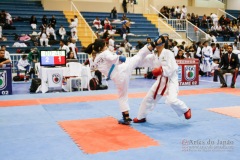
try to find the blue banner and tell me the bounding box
[0,64,12,95]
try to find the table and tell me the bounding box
[176,59,199,86]
[0,64,12,95]
[38,67,69,93]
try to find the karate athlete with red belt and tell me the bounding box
[90,38,162,125]
[133,34,191,123]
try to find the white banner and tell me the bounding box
[47,69,63,89]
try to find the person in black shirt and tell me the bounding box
[0,49,11,67]
[30,15,37,30]
[122,0,127,13]
[41,15,48,25]
[217,45,239,88]
[110,7,118,19]
[49,15,57,29]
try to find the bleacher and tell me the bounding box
[0,0,82,53]
[81,12,159,47]
[225,10,240,19]
[168,13,238,42]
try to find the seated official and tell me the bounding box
[0,49,11,68]
[17,54,30,76]
[84,51,102,85]
[217,45,239,88]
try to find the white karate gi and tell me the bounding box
[69,21,77,37]
[39,32,49,46]
[93,19,102,29]
[211,14,218,27]
[202,46,213,72]
[180,7,187,19]
[136,48,189,119]
[59,27,66,40]
[46,27,56,40]
[17,58,30,71]
[92,45,151,112]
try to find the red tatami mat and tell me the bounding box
[58,117,159,154]
[208,106,240,119]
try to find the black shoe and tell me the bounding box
[231,84,235,88]
[220,84,227,88]
[118,118,132,125]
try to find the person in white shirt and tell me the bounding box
[210,13,218,27]
[180,5,187,19]
[216,24,222,35]
[202,41,213,76]
[108,35,115,52]
[67,40,77,59]
[133,34,191,123]
[93,17,102,30]
[175,6,181,18]
[233,42,238,50]
[74,15,78,25]
[210,25,217,35]
[59,40,70,55]
[118,42,128,57]
[17,54,30,76]
[6,12,12,25]
[90,38,158,125]
[213,43,221,63]
[210,34,217,43]
[71,31,78,42]
[39,29,49,46]
[124,39,132,54]
[84,50,102,85]
[69,19,77,37]
[1,45,12,63]
[172,41,179,56]
[46,24,57,40]
[59,25,66,40]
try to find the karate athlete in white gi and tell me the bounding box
[90,38,161,125]
[202,41,213,77]
[133,34,191,123]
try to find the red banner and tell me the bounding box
[176,59,199,86]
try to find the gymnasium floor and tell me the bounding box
[0,76,240,160]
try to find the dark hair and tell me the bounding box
[22,54,27,59]
[84,39,106,54]
[196,41,202,46]
[203,41,208,45]
[84,43,94,54]
[67,51,75,59]
[59,40,65,45]
[228,45,233,48]
[210,43,215,47]
[93,39,105,52]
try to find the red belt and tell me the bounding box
[153,76,168,99]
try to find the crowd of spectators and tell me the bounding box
[158,5,240,42]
